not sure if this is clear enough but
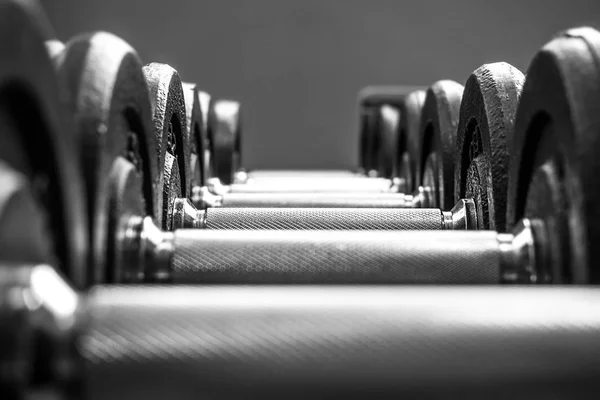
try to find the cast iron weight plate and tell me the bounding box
[57,32,158,283]
[208,99,242,185]
[418,80,464,210]
[455,62,524,232]
[507,27,600,284]
[182,82,212,188]
[143,63,190,229]
[376,104,400,179]
[0,0,88,288]
[395,89,426,193]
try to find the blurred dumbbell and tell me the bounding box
[5,263,600,400]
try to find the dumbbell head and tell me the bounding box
[182,82,213,188]
[376,104,400,179]
[395,89,426,193]
[0,0,88,288]
[455,62,524,231]
[419,80,464,209]
[357,85,423,177]
[143,62,190,229]
[208,99,242,185]
[57,32,159,284]
[507,27,600,283]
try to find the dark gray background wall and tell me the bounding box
[43,0,600,170]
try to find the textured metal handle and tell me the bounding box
[170,230,500,283]
[220,192,412,208]
[204,208,443,230]
[82,286,600,400]
[227,178,393,193]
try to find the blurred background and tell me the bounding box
[43,0,600,170]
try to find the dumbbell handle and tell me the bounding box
[193,185,433,208]
[176,197,474,231]
[6,267,600,399]
[139,218,539,285]
[208,177,399,194]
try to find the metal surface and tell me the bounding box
[196,190,424,208]
[143,62,190,221]
[358,85,425,176]
[4,264,600,399]
[419,80,464,210]
[203,207,446,230]
[209,99,242,185]
[0,1,88,288]
[395,89,426,193]
[507,27,600,283]
[169,229,502,284]
[455,62,524,232]
[376,104,400,178]
[210,176,397,194]
[182,82,210,188]
[82,284,600,399]
[58,32,157,285]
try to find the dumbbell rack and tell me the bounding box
[2,1,600,399]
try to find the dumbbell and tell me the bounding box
[176,62,520,232]
[193,83,461,210]
[228,86,415,183]
[18,25,599,286]
[4,262,600,400]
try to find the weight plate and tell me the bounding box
[182,82,211,188]
[143,63,190,228]
[57,32,158,283]
[507,27,600,284]
[395,90,426,193]
[376,105,399,179]
[0,0,88,288]
[418,80,464,210]
[197,90,214,180]
[358,85,425,177]
[209,99,242,185]
[454,62,524,232]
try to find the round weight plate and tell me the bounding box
[418,80,464,210]
[143,63,190,229]
[197,90,215,180]
[395,90,426,193]
[454,62,524,232]
[0,0,88,288]
[57,32,158,283]
[209,99,242,185]
[376,105,400,179]
[507,27,600,284]
[182,82,211,188]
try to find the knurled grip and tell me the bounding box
[204,207,443,230]
[170,230,500,283]
[81,286,600,399]
[220,192,412,208]
[227,178,393,193]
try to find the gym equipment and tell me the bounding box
[209,99,242,185]
[56,32,158,284]
[172,199,476,230]
[0,0,88,288]
[358,85,424,176]
[109,33,594,285]
[4,264,600,399]
[419,79,464,210]
[143,62,190,230]
[395,89,426,193]
[182,82,212,189]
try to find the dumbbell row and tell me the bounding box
[4,11,598,288]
